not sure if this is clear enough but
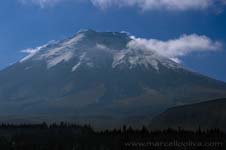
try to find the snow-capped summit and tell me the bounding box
[20,30,180,71]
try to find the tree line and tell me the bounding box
[0,122,225,150]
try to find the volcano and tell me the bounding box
[0,30,225,128]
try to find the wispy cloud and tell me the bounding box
[128,34,223,63]
[91,0,211,10]
[19,0,64,8]
[19,0,226,11]
[92,0,226,11]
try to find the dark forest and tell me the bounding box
[0,122,225,150]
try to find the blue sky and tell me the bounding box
[0,0,226,82]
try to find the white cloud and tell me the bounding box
[18,0,226,11]
[90,0,226,11]
[127,34,223,63]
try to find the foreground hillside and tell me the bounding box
[150,98,226,131]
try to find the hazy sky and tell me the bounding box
[0,0,226,81]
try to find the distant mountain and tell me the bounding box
[150,98,226,131]
[0,30,226,128]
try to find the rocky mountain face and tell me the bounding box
[150,98,226,131]
[0,30,226,128]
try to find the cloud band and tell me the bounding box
[128,34,222,63]
[19,0,226,11]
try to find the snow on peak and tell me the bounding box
[112,48,179,71]
[20,33,85,69]
[42,33,85,68]
[112,49,159,70]
[72,52,87,72]
[19,30,180,72]
[19,42,51,63]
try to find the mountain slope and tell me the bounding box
[150,98,226,131]
[0,30,226,128]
